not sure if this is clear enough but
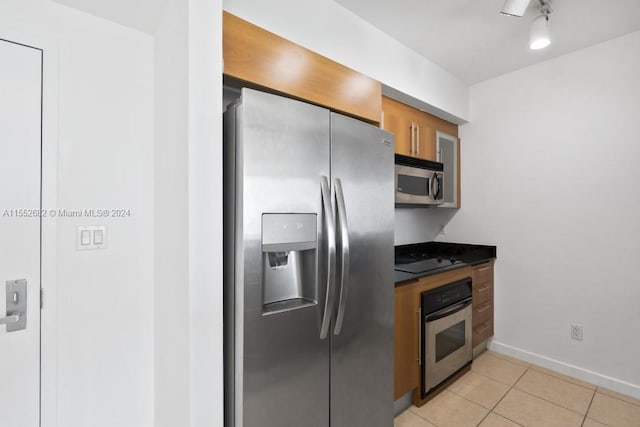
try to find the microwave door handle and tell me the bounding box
[333,178,350,335]
[319,176,336,340]
[425,297,472,322]
[432,174,442,200]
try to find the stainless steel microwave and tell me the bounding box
[395,154,444,206]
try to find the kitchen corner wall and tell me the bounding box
[1,1,155,426]
[445,31,640,397]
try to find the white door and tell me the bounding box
[0,38,42,427]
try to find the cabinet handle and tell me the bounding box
[476,304,491,313]
[410,123,415,154]
[477,266,491,272]
[474,285,489,292]
[476,324,490,334]
[417,307,422,366]
[416,125,420,155]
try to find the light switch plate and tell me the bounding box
[76,225,107,250]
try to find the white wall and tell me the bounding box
[187,0,224,426]
[153,0,189,425]
[1,1,155,426]
[154,0,224,425]
[222,0,468,122]
[394,208,459,245]
[446,31,640,398]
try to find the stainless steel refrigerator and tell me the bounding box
[224,88,394,427]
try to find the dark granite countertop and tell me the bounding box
[394,241,497,285]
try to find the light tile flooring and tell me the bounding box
[395,351,640,427]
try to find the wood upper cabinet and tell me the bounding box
[471,260,495,348]
[436,132,461,209]
[223,12,382,124]
[411,110,436,161]
[382,97,435,160]
[382,96,457,162]
[381,97,412,157]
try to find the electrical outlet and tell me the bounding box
[570,323,583,341]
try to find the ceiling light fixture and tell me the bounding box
[501,0,532,17]
[529,2,552,50]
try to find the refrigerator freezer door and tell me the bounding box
[227,89,331,427]
[329,113,395,427]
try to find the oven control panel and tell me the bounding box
[421,278,472,315]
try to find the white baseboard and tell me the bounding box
[489,340,640,400]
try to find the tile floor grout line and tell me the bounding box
[580,388,598,427]
[474,411,491,426]
[481,352,530,370]
[489,409,526,427]
[527,366,595,393]
[597,387,640,408]
[477,364,530,426]
[445,388,486,408]
[485,351,532,368]
[446,380,524,427]
[464,355,530,426]
[399,353,639,427]
[408,400,442,427]
[512,383,591,418]
[529,365,597,390]
[469,367,521,387]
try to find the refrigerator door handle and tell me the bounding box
[333,178,350,335]
[319,176,336,340]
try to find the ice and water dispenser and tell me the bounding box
[261,213,318,314]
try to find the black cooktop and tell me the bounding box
[394,242,497,284]
[395,256,463,274]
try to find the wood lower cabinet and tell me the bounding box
[394,266,473,400]
[381,96,457,162]
[472,260,495,348]
[394,283,420,400]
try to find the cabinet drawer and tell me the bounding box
[473,283,491,305]
[472,320,492,348]
[472,301,492,326]
[472,262,493,283]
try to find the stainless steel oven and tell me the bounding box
[395,154,444,206]
[421,277,473,397]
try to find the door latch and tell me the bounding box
[0,280,27,332]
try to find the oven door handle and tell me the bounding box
[425,297,472,322]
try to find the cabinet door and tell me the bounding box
[394,285,421,399]
[436,132,460,208]
[394,284,420,400]
[412,112,436,161]
[381,97,412,157]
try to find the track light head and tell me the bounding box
[501,0,532,17]
[530,12,551,50]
